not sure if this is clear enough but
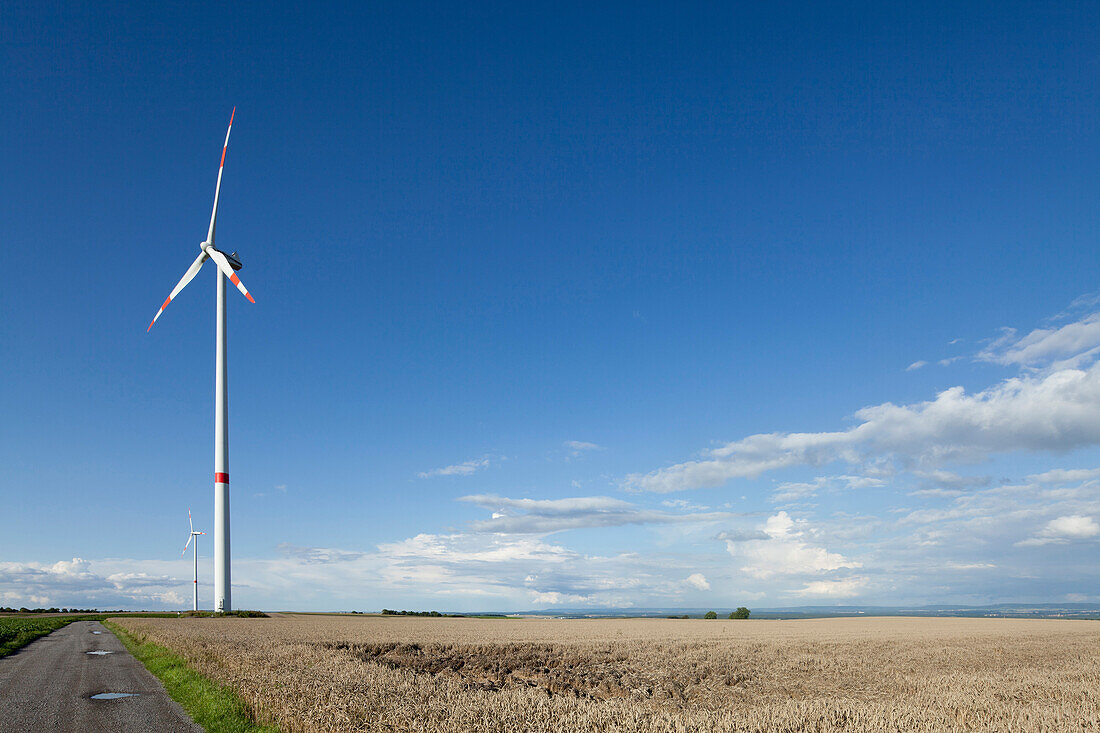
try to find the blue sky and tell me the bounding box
[3,1,1100,610]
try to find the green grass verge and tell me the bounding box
[0,613,196,659]
[104,621,279,733]
[0,617,74,657]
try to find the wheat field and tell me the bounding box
[112,614,1100,732]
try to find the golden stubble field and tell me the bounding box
[113,614,1100,732]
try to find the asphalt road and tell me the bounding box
[0,620,202,733]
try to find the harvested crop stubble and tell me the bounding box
[113,615,1100,732]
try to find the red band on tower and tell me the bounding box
[215,472,229,484]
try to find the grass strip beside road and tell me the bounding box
[0,617,74,657]
[104,620,279,733]
[0,613,180,658]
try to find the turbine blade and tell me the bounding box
[148,251,209,331]
[206,107,235,247]
[188,509,193,533]
[208,248,255,303]
[182,534,193,555]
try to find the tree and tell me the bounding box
[729,607,751,619]
[703,610,718,619]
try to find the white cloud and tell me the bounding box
[418,457,490,478]
[302,531,718,609]
[564,440,604,457]
[526,590,592,606]
[913,469,989,489]
[458,494,734,534]
[908,470,990,497]
[684,573,710,590]
[661,498,710,511]
[772,475,884,503]
[0,557,186,609]
[724,512,861,580]
[625,362,1100,493]
[944,562,996,570]
[790,577,867,598]
[1017,515,1100,546]
[906,360,927,371]
[978,313,1100,369]
[1026,468,1100,484]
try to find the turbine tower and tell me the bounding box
[149,108,254,612]
[182,509,206,612]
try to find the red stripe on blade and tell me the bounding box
[215,472,229,484]
[229,272,240,286]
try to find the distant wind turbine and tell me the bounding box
[181,509,206,612]
[149,108,254,612]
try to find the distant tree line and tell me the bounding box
[666,608,751,620]
[0,607,104,614]
[381,609,461,617]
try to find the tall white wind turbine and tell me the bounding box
[149,108,254,612]
[181,509,206,612]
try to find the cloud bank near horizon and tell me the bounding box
[5,302,1100,611]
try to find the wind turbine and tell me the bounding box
[181,509,206,612]
[148,108,254,612]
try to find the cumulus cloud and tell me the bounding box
[790,577,867,598]
[684,573,710,590]
[1017,515,1100,547]
[723,512,861,580]
[624,362,1100,493]
[458,494,735,534]
[319,531,716,608]
[418,457,490,478]
[0,558,185,609]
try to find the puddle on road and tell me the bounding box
[86,650,114,655]
[91,693,138,700]
[91,631,103,634]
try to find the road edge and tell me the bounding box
[103,621,280,733]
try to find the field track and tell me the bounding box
[0,620,200,732]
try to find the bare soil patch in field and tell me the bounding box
[114,614,1100,732]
